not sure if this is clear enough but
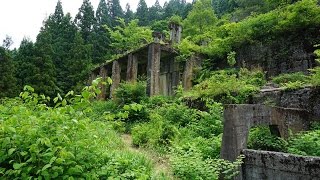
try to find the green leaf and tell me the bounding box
[8,148,16,156]
[42,164,51,171]
[53,97,59,103]
[62,99,67,107]
[13,163,25,170]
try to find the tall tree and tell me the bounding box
[32,30,58,96]
[66,32,93,91]
[0,46,17,98]
[136,0,149,26]
[124,3,134,23]
[108,0,124,27]
[75,0,96,43]
[51,0,64,23]
[183,0,218,39]
[91,0,112,64]
[96,0,111,27]
[14,38,36,91]
[148,0,163,22]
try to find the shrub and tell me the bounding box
[248,126,288,152]
[114,81,147,105]
[156,103,199,127]
[186,69,265,104]
[288,130,320,156]
[272,72,308,84]
[0,86,158,179]
[131,114,179,148]
[170,146,243,180]
[309,67,320,86]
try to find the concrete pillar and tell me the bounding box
[182,56,198,91]
[88,71,97,85]
[126,53,138,83]
[110,61,121,99]
[147,43,161,96]
[97,66,107,100]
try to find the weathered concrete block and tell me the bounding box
[253,87,320,121]
[242,149,320,180]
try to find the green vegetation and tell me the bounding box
[184,68,266,104]
[1,0,320,179]
[248,125,320,157]
[0,81,158,179]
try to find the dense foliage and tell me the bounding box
[1,0,320,178]
[184,68,266,103]
[0,81,160,179]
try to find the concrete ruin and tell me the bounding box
[220,104,320,180]
[242,149,320,180]
[90,42,201,99]
[89,22,202,99]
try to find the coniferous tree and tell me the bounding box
[0,46,17,98]
[148,0,163,22]
[32,30,58,96]
[136,0,149,26]
[14,38,36,91]
[96,0,111,27]
[91,0,112,64]
[124,3,134,23]
[108,0,124,27]
[75,0,96,43]
[66,32,92,91]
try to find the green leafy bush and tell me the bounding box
[186,69,265,103]
[248,126,288,152]
[309,67,320,86]
[156,103,199,127]
[272,72,308,84]
[170,147,243,180]
[288,130,320,156]
[0,85,158,179]
[131,114,178,147]
[114,81,147,105]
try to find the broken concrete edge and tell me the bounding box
[90,42,178,73]
[223,104,309,113]
[242,149,320,177]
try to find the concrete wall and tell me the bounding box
[221,105,309,162]
[253,87,320,120]
[242,149,320,180]
[236,30,318,77]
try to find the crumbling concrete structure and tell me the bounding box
[220,104,320,180]
[90,42,200,99]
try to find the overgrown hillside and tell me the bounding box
[1,0,320,179]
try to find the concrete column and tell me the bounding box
[88,72,97,85]
[147,43,161,96]
[110,61,121,99]
[97,66,107,100]
[126,53,138,83]
[182,56,196,91]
